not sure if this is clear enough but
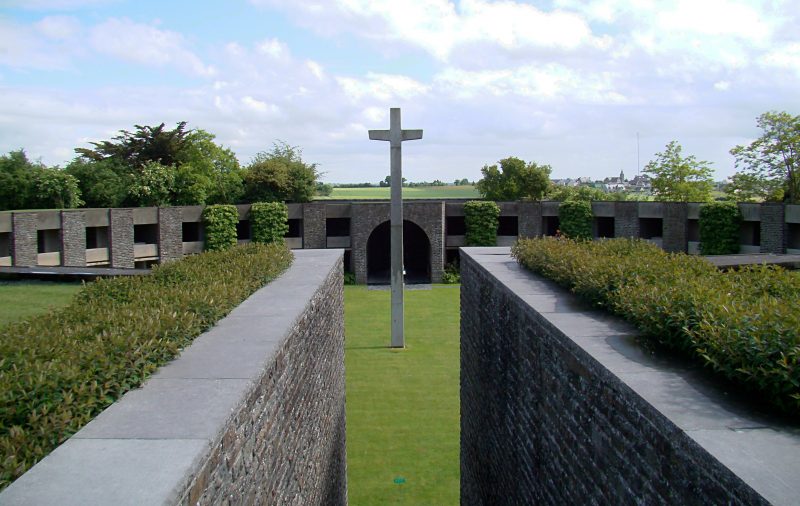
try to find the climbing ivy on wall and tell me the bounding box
[558,200,593,239]
[699,202,741,255]
[464,200,500,246]
[202,204,239,251]
[251,202,289,244]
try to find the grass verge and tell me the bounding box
[0,281,83,327]
[345,285,460,505]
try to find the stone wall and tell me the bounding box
[760,203,786,253]
[614,201,639,238]
[61,211,86,267]
[109,208,134,268]
[0,250,347,506]
[303,201,327,249]
[662,202,688,253]
[11,213,37,267]
[460,247,799,506]
[350,201,445,283]
[157,207,183,263]
[517,201,542,238]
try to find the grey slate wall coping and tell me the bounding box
[0,249,345,506]
[462,247,800,506]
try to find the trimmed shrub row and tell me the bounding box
[558,200,593,239]
[251,202,289,244]
[202,204,239,251]
[699,202,741,255]
[511,237,800,416]
[0,243,293,489]
[464,200,500,246]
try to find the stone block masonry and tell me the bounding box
[157,207,183,263]
[460,247,799,506]
[760,203,785,253]
[10,213,37,267]
[0,249,347,506]
[60,211,86,267]
[109,208,134,268]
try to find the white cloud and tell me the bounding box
[762,43,800,76]
[713,80,731,91]
[35,15,81,39]
[337,73,430,102]
[256,38,290,61]
[89,18,216,77]
[252,0,605,61]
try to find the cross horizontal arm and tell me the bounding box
[402,129,423,141]
[368,130,390,141]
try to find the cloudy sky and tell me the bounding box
[1,0,798,183]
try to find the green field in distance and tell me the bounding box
[318,185,480,200]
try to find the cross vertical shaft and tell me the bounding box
[368,107,423,348]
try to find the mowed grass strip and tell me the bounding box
[321,185,480,200]
[345,285,460,506]
[0,280,83,327]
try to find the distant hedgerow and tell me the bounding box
[512,237,800,417]
[0,243,293,490]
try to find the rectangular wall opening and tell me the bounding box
[326,218,350,237]
[37,229,60,253]
[133,224,158,244]
[446,216,466,236]
[497,216,518,236]
[788,223,800,250]
[687,219,700,242]
[343,250,352,273]
[542,216,560,236]
[740,221,761,247]
[86,226,109,249]
[446,248,460,266]
[639,218,663,239]
[237,220,251,240]
[594,217,615,238]
[182,222,202,242]
[0,232,11,258]
[286,219,302,238]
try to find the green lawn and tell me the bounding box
[345,285,460,505]
[0,280,83,327]
[320,185,480,200]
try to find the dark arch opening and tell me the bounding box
[366,220,431,285]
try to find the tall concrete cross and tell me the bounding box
[369,107,423,348]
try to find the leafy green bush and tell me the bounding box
[0,243,292,489]
[558,200,593,239]
[251,202,289,244]
[699,202,741,255]
[202,204,239,251]
[464,201,500,246]
[344,271,356,285]
[512,237,800,416]
[442,261,461,284]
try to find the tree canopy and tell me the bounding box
[243,141,319,203]
[0,150,82,211]
[644,141,713,202]
[476,156,552,201]
[730,111,800,203]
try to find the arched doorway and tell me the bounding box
[366,220,431,284]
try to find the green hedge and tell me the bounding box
[512,237,800,416]
[251,202,289,244]
[0,243,292,489]
[699,202,741,255]
[464,200,500,246]
[202,204,239,251]
[558,200,593,239]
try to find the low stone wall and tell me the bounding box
[460,247,799,506]
[0,249,347,505]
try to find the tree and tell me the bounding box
[31,168,83,209]
[723,172,783,203]
[127,161,176,207]
[547,185,630,202]
[76,122,192,169]
[243,141,319,203]
[65,158,128,208]
[0,150,38,210]
[730,111,800,203]
[179,130,243,205]
[476,157,551,201]
[644,141,713,202]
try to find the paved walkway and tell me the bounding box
[0,265,151,280]
[703,253,800,269]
